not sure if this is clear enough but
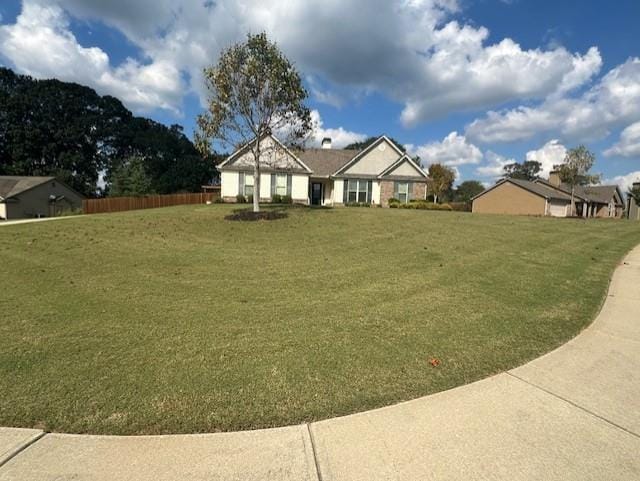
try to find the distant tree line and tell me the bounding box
[0,67,221,197]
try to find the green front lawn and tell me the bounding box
[1,205,638,434]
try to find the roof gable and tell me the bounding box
[473,178,572,202]
[334,136,404,176]
[0,176,55,200]
[218,135,312,173]
[378,155,428,179]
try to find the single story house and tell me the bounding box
[628,182,640,220]
[472,171,624,218]
[218,135,429,207]
[0,176,84,220]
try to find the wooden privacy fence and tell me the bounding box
[83,191,220,214]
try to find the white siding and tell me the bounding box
[389,160,424,177]
[371,181,381,205]
[230,136,302,170]
[344,139,401,176]
[0,203,6,220]
[259,173,271,199]
[334,179,344,204]
[221,171,239,198]
[291,174,309,202]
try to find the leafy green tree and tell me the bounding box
[0,67,216,197]
[629,184,640,207]
[109,156,154,197]
[427,163,456,204]
[196,33,311,213]
[344,136,407,153]
[502,160,542,181]
[454,180,485,203]
[556,146,600,216]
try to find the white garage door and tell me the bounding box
[549,201,568,217]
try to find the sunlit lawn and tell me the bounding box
[1,205,639,434]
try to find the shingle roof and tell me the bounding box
[506,178,572,201]
[295,149,359,177]
[535,179,622,204]
[0,176,55,200]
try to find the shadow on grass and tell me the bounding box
[225,203,333,221]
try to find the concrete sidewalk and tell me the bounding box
[2,247,639,480]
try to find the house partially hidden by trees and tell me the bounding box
[0,176,84,220]
[219,135,429,206]
[471,171,624,218]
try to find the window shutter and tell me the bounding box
[286,174,292,197]
[408,181,414,201]
[367,180,373,204]
[393,181,398,199]
[271,173,276,197]
[239,172,245,196]
[343,179,348,203]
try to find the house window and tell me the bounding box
[397,182,409,203]
[348,179,369,203]
[276,174,287,196]
[244,173,254,197]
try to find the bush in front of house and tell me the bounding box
[281,195,293,204]
[345,202,371,207]
[395,200,453,211]
[271,194,282,203]
[236,194,247,203]
[388,198,400,208]
[449,202,471,212]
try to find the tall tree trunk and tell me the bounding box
[434,193,438,204]
[253,144,261,213]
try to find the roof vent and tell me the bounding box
[321,137,332,149]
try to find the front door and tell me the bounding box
[311,183,322,206]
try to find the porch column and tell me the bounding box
[583,203,588,218]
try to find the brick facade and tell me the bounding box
[380,180,427,207]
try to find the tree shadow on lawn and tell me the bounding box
[225,204,333,221]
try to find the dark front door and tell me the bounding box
[311,183,322,206]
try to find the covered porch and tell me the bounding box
[308,178,333,206]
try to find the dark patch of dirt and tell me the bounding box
[225,210,288,221]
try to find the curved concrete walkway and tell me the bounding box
[2,247,639,480]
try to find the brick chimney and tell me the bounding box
[548,170,561,187]
[321,137,332,149]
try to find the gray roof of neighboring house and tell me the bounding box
[505,178,573,201]
[535,179,623,205]
[295,149,360,177]
[0,176,55,200]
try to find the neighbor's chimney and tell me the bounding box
[548,170,561,187]
[321,137,332,149]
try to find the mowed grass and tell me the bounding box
[1,205,639,434]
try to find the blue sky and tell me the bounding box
[1,0,639,189]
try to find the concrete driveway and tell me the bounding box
[1,246,639,480]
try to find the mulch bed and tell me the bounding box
[225,210,288,221]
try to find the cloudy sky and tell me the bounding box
[1,0,639,189]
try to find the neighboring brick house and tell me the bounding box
[219,135,429,206]
[471,171,625,218]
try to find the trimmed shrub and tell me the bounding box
[395,201,453,211]
[281,195,293,204]
[345,202,371,208]
[214,197,225,204]
[271,194,282,204]
[235,194,247,203]
[247,194,254,204]
[449,202,471,212]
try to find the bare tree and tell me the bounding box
[196,33,312,212]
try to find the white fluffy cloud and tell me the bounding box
[604,122,640,158]
[475,151,515,178]
[466,58,640,144]
[408,132,483,166]
[525,140,567,177]
[604,171,640,194]
[0,2,184,112]
[307,110,367,149]
[0,0,605,126]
